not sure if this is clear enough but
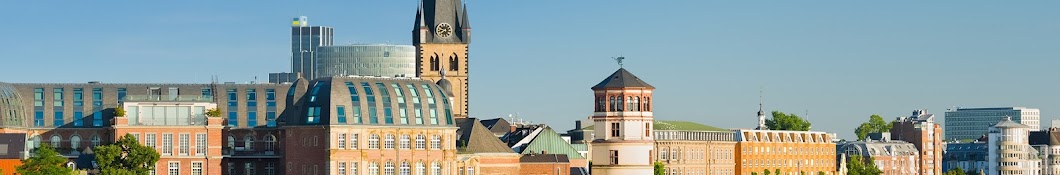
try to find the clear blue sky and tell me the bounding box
[2,1,1058,139]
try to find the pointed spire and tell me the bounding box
[460,3,471,29]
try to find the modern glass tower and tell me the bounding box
[944,107,1041,141]
[314,44,417,79]
[291,16,334,79]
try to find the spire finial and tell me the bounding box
[440,64,447,79]
[613,56,625,68]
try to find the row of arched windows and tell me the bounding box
[347,161,443,175]
[596,96,651,112]
[28,134,102,150]
[428,54,460,72]
[359,133,442,150]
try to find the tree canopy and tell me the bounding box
[95,134,160,175]
[854,114,894,141]
[765,111,812,131]
[846,155,882,175]
[16,144,73,175]
[944,167,967,175]
[654,162,665,175]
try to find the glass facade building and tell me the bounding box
[314,45,416,79]
[944,107,1041,141]
[291,16,335,79]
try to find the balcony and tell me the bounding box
[223,147,280,158]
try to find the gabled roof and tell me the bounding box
[592,68,653,89]
[517,127,585,159]
[480,118,512,136]
[455,118,514,154]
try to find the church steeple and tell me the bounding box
[757,90,768,130]
[412,0,470,44]
[413,0,471,118]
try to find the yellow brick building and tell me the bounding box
[734,129,836,175]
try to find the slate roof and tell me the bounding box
[592,68,654,89]
[480,118,512,136]
[653,120,728,131]
[455,118,515,154]
[0,133,26,159]
[1030,129,1060,145]
[519,154,569,163]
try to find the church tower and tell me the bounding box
[590,67,655,175]
[414,0,471,118]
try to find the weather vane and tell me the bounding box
[613,56,625,68]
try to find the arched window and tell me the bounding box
[627,97,634,111]
[369,162,380,175]
[430,54,439,71]
[70,135,81,149]
[616,97,624,111]
[608,96,616,111]
[385,161,395,175]
[596,97,605,112]
[672,148,679,160]
[244,135,255,151]
[369,134,380,149]
[385,134,395,149]
[416,162,426,175]
[400,135,411,149]
[633,97,640,111]
[644,97,650,111]
[660,148,668,160]
[90,135,101,147]
[431,162,441,175]
[227,135,235,149]
[448,55,458,71]
[400,161,411,175]
[264,135,276,152]
[415,135,427,149]
[50,135,61,148]
[430,135,441,149]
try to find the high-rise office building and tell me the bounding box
[291,16,334,79]
[944,107,1040,141]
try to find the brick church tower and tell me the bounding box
[413,0,471,118]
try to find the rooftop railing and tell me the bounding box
[123,95,212,102]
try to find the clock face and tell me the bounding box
[436,23,453,38]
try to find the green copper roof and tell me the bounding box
[653,120,728,131]
[520,127,586,159]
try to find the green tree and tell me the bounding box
[818,172,826,175]
[854,114,895,140]
[752,173,758,175]
[774,169,780,175]
[205,108,221,118]
[653,162,665,175]
[16,144,73,175]
[114,107,126,117]
[944,167,967,175]
[765,111,812,131]
[95,134,160,175]
[846,155,882,175]
[763,169,771,175]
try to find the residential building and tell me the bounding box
[313,44,417,79]
[588,68,656,175]
[502,123,589,169]
[1029,128,1060,175]
[413,0,471,118]
[653,120,736,175]
[113,95,223,175]
[734,129,836,175]
[837,133,920,175]
[945,107,1041,141]
[291,16,335,79]
[0,133,25,175]
[943,142,988,173]
[891,109,943,175]
[987,117,1041,175]
[454,118,521,175]
[519,154,571,175]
